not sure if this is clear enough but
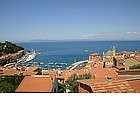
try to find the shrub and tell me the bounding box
[130,64,140,69]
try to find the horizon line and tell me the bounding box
[13,39,140,43]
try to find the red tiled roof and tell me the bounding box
[23,66,41,76]
[116,66,125,70]
[78,76,140,93]
[134,57,140,62]
[0,66,5,71]
[57,65,118,82]
[89,53,100,56]
[16,76,54,93]
[0,69,20,76]
[0,50,24,59]
[127,79,140,92]
[114,56,124,61]
[91,81,135,93]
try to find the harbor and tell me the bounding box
[2,41,140,71]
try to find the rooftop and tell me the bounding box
[16,76,54,93]
[57,65,118,81]
[0,66,41,76]
[89,53,100,56]
[134,57,140,62]
[115,65,125,70]
[78,76,140,93]
[114,56,125,61]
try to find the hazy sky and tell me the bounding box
[1,0,140,42]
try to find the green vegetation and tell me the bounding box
[58,73,92,93]
[0,41,24,57]
[66,73,92,93]
[36,68,42,75]
[130,64,140,69]
[58,83,66,93]
[0,76,24,93]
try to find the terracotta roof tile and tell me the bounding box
[127,80,140,92]
[78,76,140,93]
[16,76,54,93]
[0,66,5,71]
[0,69,20,76]
[134,57,140,62]
[57,65,118,82]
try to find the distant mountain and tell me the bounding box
[31,39,55,42]
[30,39,91,42]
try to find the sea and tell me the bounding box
[17,41,140,70]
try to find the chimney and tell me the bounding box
[107,76,112,84]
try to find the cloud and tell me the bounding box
[81,33,123,40]
[80,32,140,40]
[126,32,140,35]
[81,34,105,39]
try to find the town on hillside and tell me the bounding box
[0,42,140,93]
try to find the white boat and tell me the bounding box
[61,63,67,65]
[24,50,36,63]
[84,50,89,52]
[56,65,62,68]
[48,62,54,65]
[40,62,44,65]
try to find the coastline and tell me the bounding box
[1,40,140,70]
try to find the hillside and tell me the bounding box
[0,41,24,57]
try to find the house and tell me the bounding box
[102,46,116,68]
[0,66,5,74]
[22,66,42,76]
[89,53,102,61]
[56,65,118,83]
[113,56,125,67]
[78,76,140,93]
[0,50,25,66]
[0,67,20,76]
[15,75,58,93]
[125,57,140,70]
[0,66,42,76]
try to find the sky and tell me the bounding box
[0,0,140,42]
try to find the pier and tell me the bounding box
[67,60,88,70]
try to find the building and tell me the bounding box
[125,57,140,71]
[0,67,4,74]
[0,66,42,76]
[57,65,118,83]
[15,75,58,93]
[0,50,25,66]
[103,46,116,68]
[78,76,140,93]
[22,66,42,76]
[89,53,101,61]
[103,46,116,59]
[113,56,125,70]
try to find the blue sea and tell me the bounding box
[17,41,140,70]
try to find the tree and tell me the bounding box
[0,76,24,93]
[66,73,92,93]
[130,64,140,69]
[58,83,66,93]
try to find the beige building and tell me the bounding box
[125,57,140,71]
[89,53,101,60]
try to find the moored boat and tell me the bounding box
[24,50,37,63]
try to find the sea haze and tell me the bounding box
[17,41,140,70]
